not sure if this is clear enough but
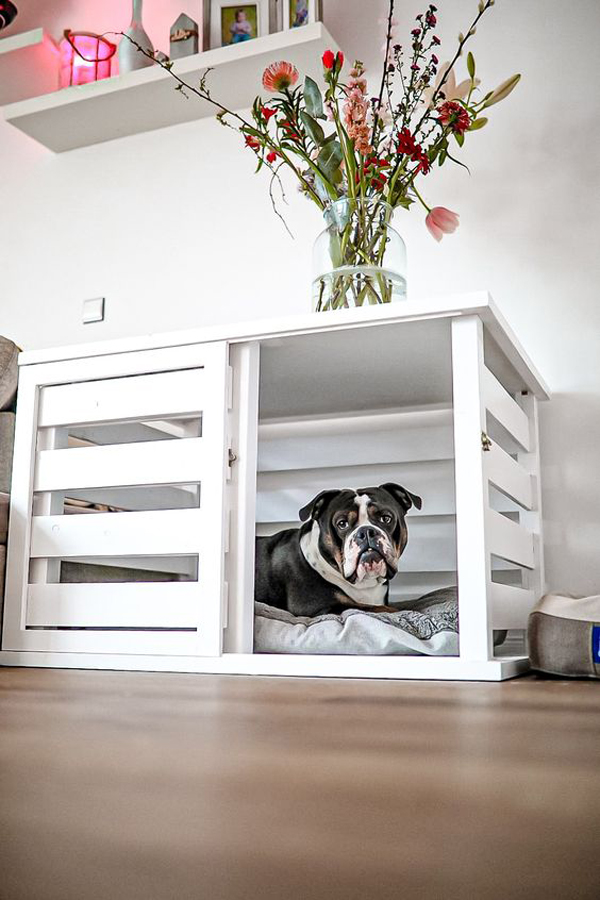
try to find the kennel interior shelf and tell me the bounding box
[2,22,338,152]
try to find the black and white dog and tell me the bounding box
[255,483,422,618]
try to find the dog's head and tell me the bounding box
[299,484,422,585]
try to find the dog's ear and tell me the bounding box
[379,483,423,513]
[299,490,341,523]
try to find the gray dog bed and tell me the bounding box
[529,593,600,678]
[254,587,458,656]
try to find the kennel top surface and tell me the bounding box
[17,292,550,400]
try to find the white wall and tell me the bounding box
[1,0,599,594]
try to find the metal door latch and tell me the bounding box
[481,431,492,452]
[228,448,238,465]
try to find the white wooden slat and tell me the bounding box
[38,368,205,428]
[259,426,453,473]
[13,626,202,656]
[258,408,454,472]
[30,508,203,559]
[491,583,536,630]
[26,582,200,628]
[257,460,455,522]
[34,437,206,492]
[483,366,530,451]
[486,509,535,569]
[485,441,533,510]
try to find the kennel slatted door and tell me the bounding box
[2,342,231,661]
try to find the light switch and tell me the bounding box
[82,297,105,324]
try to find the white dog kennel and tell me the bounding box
[0,293,548,680]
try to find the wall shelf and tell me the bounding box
[2,22,338,153]
[0,28,59,105]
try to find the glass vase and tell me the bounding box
[312,198,407,312]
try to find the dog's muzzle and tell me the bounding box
[344,525,396,583]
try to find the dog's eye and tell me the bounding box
[380,513,393,525]
[336,518,350,531]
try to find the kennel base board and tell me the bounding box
[0,650,529,681]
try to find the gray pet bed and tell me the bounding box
[529,593,600,678]
[254,587,458,656]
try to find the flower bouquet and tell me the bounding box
[121,0,520,310]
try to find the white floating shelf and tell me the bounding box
[0,28,59,105]
[3,22,339,153]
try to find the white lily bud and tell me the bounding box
[482,73,521,108]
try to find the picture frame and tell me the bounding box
[282,0,322,30]
[210,1,270,49]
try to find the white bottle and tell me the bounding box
[119,0,155,74]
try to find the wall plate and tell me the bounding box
[82,297,105,324]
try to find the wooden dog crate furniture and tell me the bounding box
[0,293,549,680]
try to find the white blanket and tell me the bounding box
[254,587,458,656]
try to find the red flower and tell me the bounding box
[266,149,278,163]
[411,28,421,37]
[322,49,343,71]
[244,134,260,151]
[426,12,437,26]
[322,49,335,69]
[432,35,441,45]
[262,61,299,92]
[431,54,439,65]
[425,206,460,241]
[397,127,417,155]
[438,100,471,134]
[280,119,301,142]
[415,149,431,174]
[261,106,276,122]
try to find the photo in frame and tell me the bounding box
[282,0,322,30]
[210,1,270,48]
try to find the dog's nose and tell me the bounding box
[355,526,379,545]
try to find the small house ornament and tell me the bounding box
[169,13,199,59]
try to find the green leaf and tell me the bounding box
[317,140,343,179]
[299,110,325,146]
[394,195,414,210]
[304,76,325,119]
[467,51,476,80]
[454,130,465,147]
[438,149,447,166]
[469,116,488,131]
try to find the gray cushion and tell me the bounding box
[0,412,15,494]
[0,492,8,544]
[0,336,19,411]
[529,593,600,678]
[254,587,459,656]
[0,545,5,618]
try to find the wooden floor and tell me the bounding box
[1,669,599,900]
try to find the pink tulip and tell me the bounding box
[425,206,460,241]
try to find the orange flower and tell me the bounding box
[262,61,299,93]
